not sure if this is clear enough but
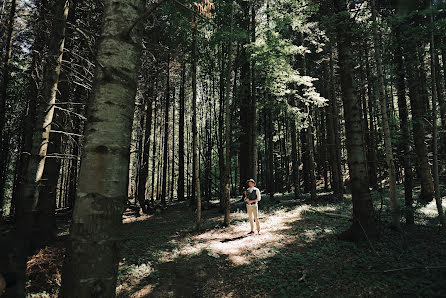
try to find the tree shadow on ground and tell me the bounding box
[23,190,446,297]
[116,192,446,298]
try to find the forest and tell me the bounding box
[0,0,446,296]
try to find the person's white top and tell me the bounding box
[247,186,261,201]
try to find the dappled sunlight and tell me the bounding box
[179,204,311,266]
[116,202,312,296]
[122,213,153,224]
[113,192,446,297]
[418,200,446,218]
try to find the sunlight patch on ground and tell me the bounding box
[418,200,446,217]
[116,262,154,296]
[129,284,153,297]
[122,214,153,224]
[179,204,311,265]
[116,203,321,295]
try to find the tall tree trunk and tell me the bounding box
[224,0,234,226]
[332,0,377,240]
[137,80,154,213]
[428,2,445,227]
[151,101,158,205]
[327,47,344,197]
[36,110,62,239]
[400,15,435,203]
[305,123,317,200]
[250,4,257,182]
[178,62,186,201]
[171,87,175,202]
[0,0,17,206]
[60,0,145,295]
[266,102,275,200]
[238,0,252,191]
[191,21,201,228]
[218,47,226,211]
[371,0,400,229]
[394,28,414,225]
[10,0,48,219]
[365,45,379,189]
[290,103,299,198]
[16,8,70,294]
[161,58,170,207]
[303,53,316,200]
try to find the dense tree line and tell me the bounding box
[1,0,446,295]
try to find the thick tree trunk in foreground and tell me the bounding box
[333,0,377,240]
[60,0,145,296]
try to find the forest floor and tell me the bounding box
[25,187,446,297]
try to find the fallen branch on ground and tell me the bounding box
[307,208,351,219]
[369,265,446,273]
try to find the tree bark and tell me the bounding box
[170,89,175,202]
[238,0,252,191]
[218,46,225,211]
[393,28,414,225]
[250,4,257,182]
[161,58,170,207]
[151,99,158,205]
[428,2,445,227]
[60,0,145,295]
[266,102,275,200]
[332,0,377,240]
[224,0,234,226]
[137,80,154,213]
[371,0,400,229]
[400,15,435,203]
[191,21,201,228]
[290,104,299,198]
[178,62,186,201]
[327,47,344,197]
[364,45,379,189]
[16,0,69,257]
[0,0,17,206]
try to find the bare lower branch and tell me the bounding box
[125,0,170,36]
[49,130,84,138]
